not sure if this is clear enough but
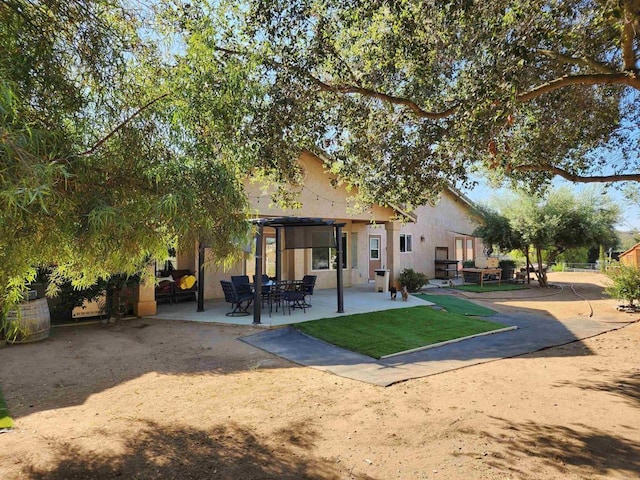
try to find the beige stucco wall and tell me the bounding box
[172,152,485,301]
[244,151,394,222]
[190,151,397,300]
[371,189,484,285]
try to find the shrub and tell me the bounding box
[498,259,516,268]
[605,264,640,306]
[398,268,428,292]
[462,260,476,268]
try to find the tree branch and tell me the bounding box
[536,49,617,74]
[516,72,640,103]
[79,93,170,156]
[621,0,639,71]
[215,45,458,120]
[308,75,458,120]
[514,163,640,183]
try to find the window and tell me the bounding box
[312,233,347,270]
[369,237,380,260]
[455,236,475,265]
[466,238,474,262]
[400,234,413,253]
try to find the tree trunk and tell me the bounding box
[536,246,548,287]
[524,246,531,285]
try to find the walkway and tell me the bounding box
[152,280,637,386]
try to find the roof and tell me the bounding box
[620,242,640,258]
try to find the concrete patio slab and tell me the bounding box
[150,283,435,326]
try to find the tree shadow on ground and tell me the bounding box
[456,418,640,479]
[555,370,640,408]
[24,419,375,480]
[0,319,297,418]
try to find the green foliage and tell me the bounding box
[462,260,476,268]
[0,385,13,430]
[0,1,264,335]
[472,205,523,253]
[194,0,640,205]
[398,268,428,292]
[605,264,640,306]
[474,188,620,287]
[554,247,590,265]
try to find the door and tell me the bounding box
[368,235,382,280]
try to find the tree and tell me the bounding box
[191,0,640,206]
[0,1,257,329]
[474,188,620,286]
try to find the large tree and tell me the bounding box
[0,1,255,318]
[188,0,640,206]
[474,188,620,286]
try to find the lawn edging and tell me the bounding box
[379,325,518,359]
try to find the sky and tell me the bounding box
[462,176,640,232]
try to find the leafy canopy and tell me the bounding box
[473,187,620,286]
[0,1,261,316]
[191,0,640,207]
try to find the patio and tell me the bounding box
[151,283,437,326]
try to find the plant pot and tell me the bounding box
[5,298,51,344]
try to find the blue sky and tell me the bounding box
[462,176,640,232]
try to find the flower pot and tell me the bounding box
[5,298,51,344]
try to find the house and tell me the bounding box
[620,242,640,268]
[133,151,485,316]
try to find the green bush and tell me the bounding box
[498,259,516,269]
[462,260,476,268]
[398,268,428,292]
[605,264,640,305]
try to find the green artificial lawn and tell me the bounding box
[414,293,497,316]
[294,306,507,359]
[0,386,13,430]
[455,283,529,293]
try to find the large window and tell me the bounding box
[312,233,347,270]
[455,236,475,264]
[400,234,413,253]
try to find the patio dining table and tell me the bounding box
[260,280,306,316]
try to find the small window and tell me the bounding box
[400,234,413,253]
[369,238,380,260]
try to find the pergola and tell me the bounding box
[251,217,346,324]
[196,217,346,324]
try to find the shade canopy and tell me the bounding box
[250,217,346,324]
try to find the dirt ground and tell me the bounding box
[1,272,639,480]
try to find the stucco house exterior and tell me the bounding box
[134,151,485,315]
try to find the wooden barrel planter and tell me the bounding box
[5,298,51,344]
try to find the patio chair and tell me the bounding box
[266,281,287,317]
[301,275,317,307]
[231,275,252,296]
[220,280,253,316]
[283,282,306,314]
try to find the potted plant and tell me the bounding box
[2,288,51,344]
[499,259,517,281]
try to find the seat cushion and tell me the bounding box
[179,275,196,290]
